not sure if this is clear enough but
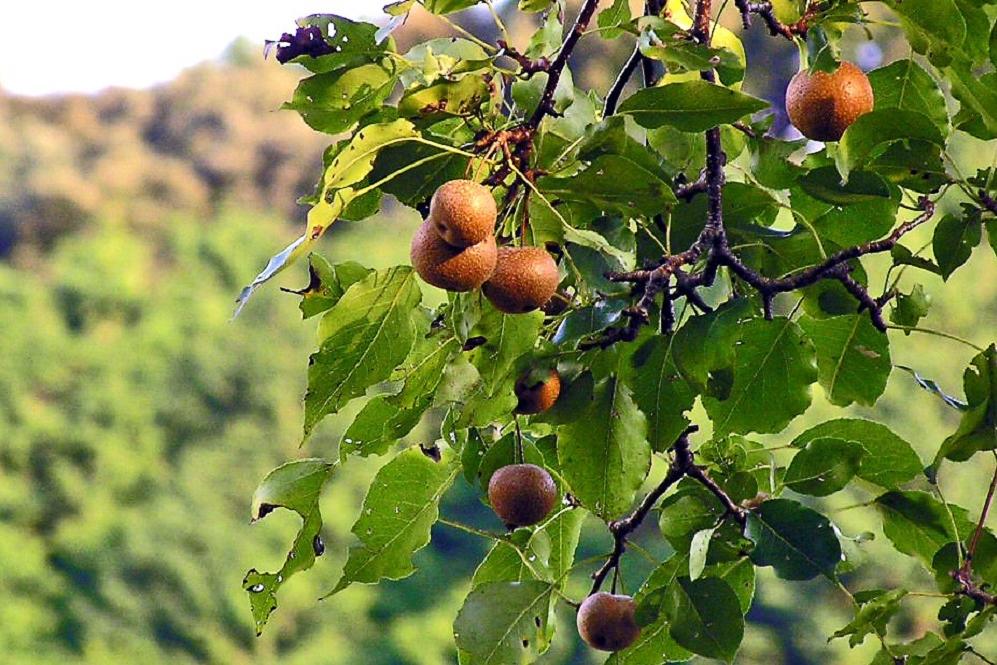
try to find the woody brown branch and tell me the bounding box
[497,39,550,76]
[740,1,823,39]
[589,425,750,595]
[527,0,602,129]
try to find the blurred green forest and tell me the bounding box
[0,6,995,665]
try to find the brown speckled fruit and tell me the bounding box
[429,179,497,248]
[515,369,561,414]
[410,220,497,292]
[786,61,874,142]
[482,246,559,314]
[487,463,557,527]
[577,593,641,652]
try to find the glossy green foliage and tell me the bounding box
[239,2,997,663]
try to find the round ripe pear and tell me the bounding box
[429,179,497,248]
[577,592,641,652]
[482,246,559,314]
[410,219,497,292]
[786,61,874,142]
[487,463,557,527]
[514,369,561,415]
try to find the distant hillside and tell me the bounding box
[0,42,327,259]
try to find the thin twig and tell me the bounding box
[527,0,602,129]
[590,427,697,594]
[604,45,643,116]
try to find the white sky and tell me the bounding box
[0,1,387,96]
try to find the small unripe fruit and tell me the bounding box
[483,246,559,314]
[410,220,497,292]
[429,179,497,248]
[786,61,874,142]
[487,463,557,527]
[577,593,640,652]
[515,369,561,414]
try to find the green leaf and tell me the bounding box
[237,119,419,312]
[283,64,397,134]
[793,418,923,489]
[329,447,458,594]
[746,498,842,580]
[800,314,893,407]
[422,0,480,14]
[457,305,545,426]
[869,59,949,131]
[799,167,891,205]
[618,81,769,132]
[398,74,491,120]
[933,345,997,463]
[883,0,966,65]
[948,61,997,137]
[287,15,391,74]
[608,554,694,664]
[868,140,948,194]
[453,581,554,664]
[471,509,585,586]
[890,284,931,336]
[289,255,371,319]
[243,459,336,634]
[658,481,724,549]
[341,336,460,457]
[304,266,422,438]
[835,110,945,181]
[933,213,982,280]
[689,527,717,580]
[703,317,818,435]
[538,155,677,217]
[874,491,974,567]
[831,589,908,647]
[665,576,744,663]
[990,18,997,68]
[557,376,650,520]
[597,0,632,39]
[750,134,807,188]
[783,437,864,496]
[672,298,754,392]
[638,19,743,80]
[627,336,697,452]
[371,134,469,208]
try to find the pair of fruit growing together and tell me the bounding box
[410,179,560,313]
[488,462,640,651]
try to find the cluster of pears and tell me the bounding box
[786,60,874,142]
[410,179,560,313]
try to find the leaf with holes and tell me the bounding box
[243,459,336,634]
[454,581,555,664]
[304,266,422,438]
